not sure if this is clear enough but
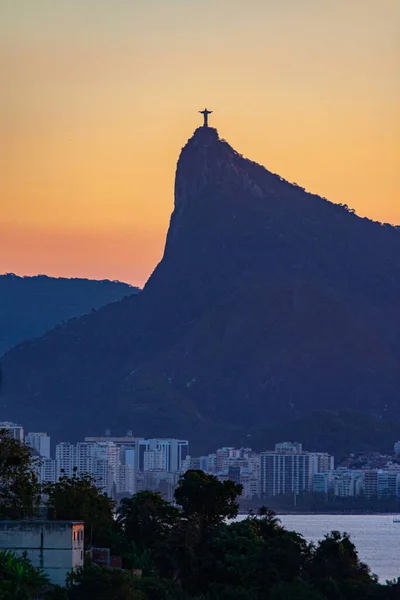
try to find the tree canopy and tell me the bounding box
[117,490,179,551]
[44,471,116,548]
[175,469,243,529]
[0,429,40,519]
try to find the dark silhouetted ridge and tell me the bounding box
[0,274,138,355]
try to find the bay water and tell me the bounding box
[238,513,400,582]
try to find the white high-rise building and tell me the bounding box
[0,421,24,442]
[260,451,313,497]
[260,442,335,499]
[55,442,76,478]
[261,443,316,498]
[37,459,58,485]
[309,452,334,473]
[75,443,95,475]
[53,441,121,496]
[136,439,189,473]
[117,464,134,495]
[144,449,167,471]
[120,447,135,469]
[90,442,120,495]
[93,459,112,495]
[206,454,217,472]
[91,442,119,471]
[25,432,51,459]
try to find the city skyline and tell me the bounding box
[5,420,400,506]
[2,0,399,286]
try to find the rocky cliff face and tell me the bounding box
[2,127,400,453]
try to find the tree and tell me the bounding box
[181,515,310,597]
[0,549,49,600]
[66,566,140,600]
[174,470,243,530]
[191,520,264,592]
[132,576,184,600]
[170,471,243,591]
[308,531,376,584]
[385,579,400,600]
[0,429,41,519]
[44,471,115,548]
[191,583,260,600]
[44,586,69,600]
[268,581,326,600]
[117,491,180,576]
[249,506,282,538]
[117,491,179,553]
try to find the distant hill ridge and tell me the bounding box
[1,126,400,454]
[0,274,138,355]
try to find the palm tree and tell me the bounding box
[0,549,49,599]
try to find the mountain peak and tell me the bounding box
[173,127,264,229]
[2,127,400,453]
[192,125,219,141]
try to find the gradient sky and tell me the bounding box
[1,0,399,286]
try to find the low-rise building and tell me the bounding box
[0,520,84,586]
[313,472,333,495]
[333,469,364,497]
[240,473,260,499]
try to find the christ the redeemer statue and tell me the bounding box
[199,108,212,127]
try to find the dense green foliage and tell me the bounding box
[175,469,243,529]
[0,550,49,599]
[118,490,179,548]
[66,566,138,600]
[0,429,40,519]
[43,471,116,548]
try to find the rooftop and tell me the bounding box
[0,520,84,525]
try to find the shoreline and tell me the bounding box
[238,510,400,516]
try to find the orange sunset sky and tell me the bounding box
[1,0,399,286]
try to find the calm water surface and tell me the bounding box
[236,513,399,582]
[277,514,400,583]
